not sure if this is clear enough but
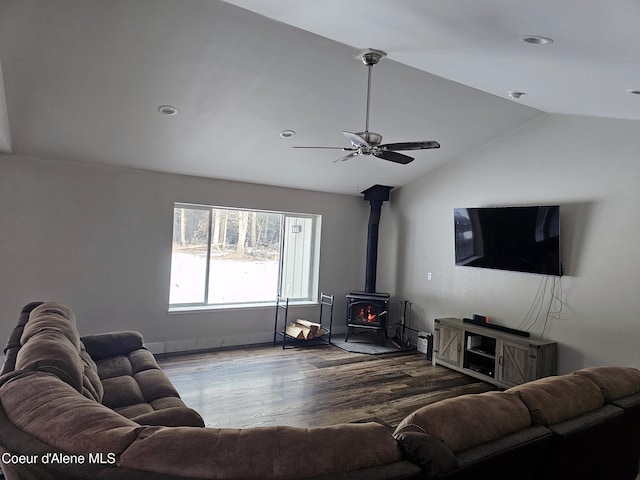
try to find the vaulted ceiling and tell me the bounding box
[1,1,638,194]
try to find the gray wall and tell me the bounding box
[378,113,640,373]
[3,112,640,371]
[0,153,368,352]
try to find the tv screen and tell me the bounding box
[454,206,562,276]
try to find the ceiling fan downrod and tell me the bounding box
[356,49,386,134]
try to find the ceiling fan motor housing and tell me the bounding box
[357,131,383,147]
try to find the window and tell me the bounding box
[169,204,320,308]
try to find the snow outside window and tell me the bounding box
[169,204,320,307]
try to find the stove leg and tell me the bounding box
[378,328,387,345]
[345,326,354,342]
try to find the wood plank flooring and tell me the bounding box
[158,344,496,431]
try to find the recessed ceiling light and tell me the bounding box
[627,89,640,95]
[520,35,554,45]
[279,130,296,138]
[508,91,526,99]
[157,105,178,116]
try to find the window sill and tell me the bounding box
[168,300,317,315]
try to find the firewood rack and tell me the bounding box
[273,293,334,349]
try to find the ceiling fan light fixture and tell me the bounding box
[520,35,554,45]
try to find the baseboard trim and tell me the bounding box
[147,326,348,357]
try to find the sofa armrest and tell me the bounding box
[394,431,458,477]
[80,331,144,361]
[130,407,205,428]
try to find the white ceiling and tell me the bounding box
[1,1,638,195]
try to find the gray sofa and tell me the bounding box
[0,302,421,480]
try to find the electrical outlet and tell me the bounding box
[427,272,432,280]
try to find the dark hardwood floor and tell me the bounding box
[158,344,496,431]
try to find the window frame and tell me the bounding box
[169,203,320,310]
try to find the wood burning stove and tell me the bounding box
[345,185,392,344]
[345,292,390,343]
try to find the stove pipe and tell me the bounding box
[362,185,392,293]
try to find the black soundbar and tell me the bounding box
[463,318,530,337]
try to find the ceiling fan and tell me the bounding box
[294,48,440,164]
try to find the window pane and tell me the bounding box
[169,207,211,304]
[281,216,314,300]
[207,209,282,304]
[169,204,320,309]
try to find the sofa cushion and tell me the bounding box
[95,348,203,426]
[119,422,402,480]
[393,391,531,453]
[573,366,640,402]
[13,302,106,403]
[96,354,134,379]
[14,330,84,392]
[130,407,205,428]
[21,302,81,350]
[507,374,604,426]
[134,369,182,402]
[394,431,458,476]
[0,371,143,455]
[81,331,144,361]
[79,344,104,402]
[102,375,147,408]
[95,348,163,381]
[2,302,43,376]
[97,351,182,405]
[112,397,198,421]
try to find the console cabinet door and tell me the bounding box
[435,323,462,367]
[498,341,533,387]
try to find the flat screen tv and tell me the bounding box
[454,205,562,276]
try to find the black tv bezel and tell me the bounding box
[454,205,562,277]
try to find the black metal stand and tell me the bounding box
[392,300,419,347]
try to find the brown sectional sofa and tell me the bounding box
[394,365,640,479]
[2,301,640,480]
[0,302,421,480]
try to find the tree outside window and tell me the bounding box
[169,204,320,307]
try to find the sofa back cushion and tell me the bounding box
[573,366,640,402]
[507,374,604,426]
[14,302,104,403]
[15,330,84,392]
[393,391,531,453]
[80,344,104,402]
[1,302,44,375]
[119,422,401,479]
[21,302,80,350]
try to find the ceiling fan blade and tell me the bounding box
[342,131,369,148]
[374,150,414,164]
[293,146,357,151]
[379,141,440,151]
[333,151,360,163]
